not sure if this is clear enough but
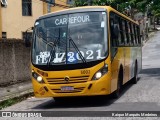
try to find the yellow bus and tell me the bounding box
[27,6,142,101]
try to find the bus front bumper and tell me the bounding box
[32,75,111,98]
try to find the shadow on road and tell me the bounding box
[140,68,160,78]
[32,78,139,110]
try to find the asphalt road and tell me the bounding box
[1,31,160,119]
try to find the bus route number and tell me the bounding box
[81,70,90,75]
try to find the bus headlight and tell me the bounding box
[92,64,108,80]
[95,72,102,79]
[37,76,43,82]
[32,71,44,83]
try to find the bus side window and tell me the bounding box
[115,16,122,46]
[131,23,135,45]
[125,21,129,45]
[127,22,132,46]
[129,22,134,46]
[110,13,118,59]
[119,17,124,45]
[134,25,138,45]
[137,26,141,45]
[122,20,127,45]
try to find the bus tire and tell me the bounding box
[132,62,138,84]
[112,68,123,99]
[53,97,65,103]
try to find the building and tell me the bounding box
[0,0,43,39]
[0,0,72,39]
[42,0,72,14]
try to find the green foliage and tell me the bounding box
[73,0,160,18]
[73,0,88,6]
[0,98,20,110]
[0,93,33,110]
[150,1,160,17]
[93,0,114,6]
[73,0,116,7]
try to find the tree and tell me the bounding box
[73,0,88,6]
[73,0,140,18]
[136,0,160,29]
[73,0,160,25]
[149,1,160,29]
[73,0,116,7]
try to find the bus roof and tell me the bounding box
[107,6,138,25]
[39,6,106,19]
[38,6,138,25]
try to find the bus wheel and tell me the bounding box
[53,97,65,103]
[132,63,138,84]
[112,71,122,99]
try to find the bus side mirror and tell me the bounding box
[24,27,34,47]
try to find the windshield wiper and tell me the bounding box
[35,29,58,66]
[69,37,87,63]
[46,41,57,66]
[47,37,60,66]
[47,29,61,66]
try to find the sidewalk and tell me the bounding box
[142,31,156,46]
[0,81,33,102]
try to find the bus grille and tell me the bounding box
[46,76,89,84]
[51,87,85,93]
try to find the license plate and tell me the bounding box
[61,86,74,91]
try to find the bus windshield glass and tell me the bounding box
[32,12,107,65]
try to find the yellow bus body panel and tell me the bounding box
[31,59,113,97]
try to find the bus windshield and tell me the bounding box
[32,12,108,65]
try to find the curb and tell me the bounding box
[0,81,33,109]
[0,90,34,110]
[0,89,33,103]
[142,31,156,46]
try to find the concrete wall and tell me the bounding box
[1,0,43,39]
[0,39,31,86]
